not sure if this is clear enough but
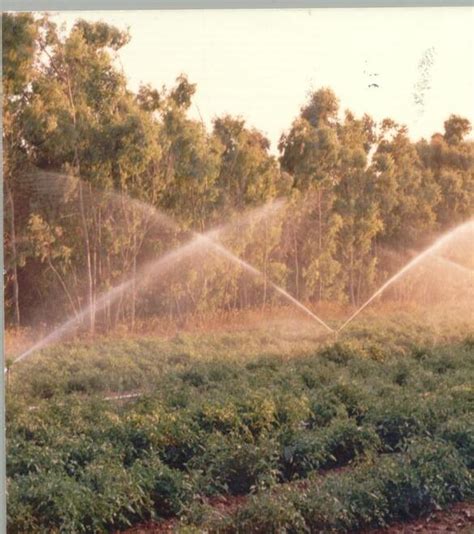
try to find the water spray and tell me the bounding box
[199,235,335,334]
[432,255,474,277]
[337,220,474,334]
[12,189,335,364]
[9,170,473,363]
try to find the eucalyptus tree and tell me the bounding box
[371,119,440,250]
[2,13,40,326]
[333,112,382,306]
[417,116,473,227]
[212,115,285,308]
[14,18,162,331]
[279,88,342,302]
[156,76,222,232]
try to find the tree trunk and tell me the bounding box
[6,184,20,327]
[78,180,95,334]
[356,268,363,306]
[131,228,137,332]
[47,257,79,320]
[317,188,323,302]
[262,220,268,310]
[349,245,356,307]
[66,66,95,334]
[292,223,300,299]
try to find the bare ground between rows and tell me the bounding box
[120,463,471,533]
[120,466,351,533]
[122,500,474,533]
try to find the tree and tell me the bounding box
[418,117,473,226]
[156,77,222,230]
[2,13,40,327]
[443,115,471,146]
[213,115,284,218]
[3,15,472,328]
[279,88,342,302]
[334,112,382,305]
[11,17,162,332]
[371,119,439,250]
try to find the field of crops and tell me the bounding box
[6,312,474,533]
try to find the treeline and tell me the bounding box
[3,13,473,330]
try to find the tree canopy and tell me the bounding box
[3,13,473,329]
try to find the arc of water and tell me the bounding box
[13,237,204,364]
[13,195,333,364]
[432,255,474,277]
[338,220,474,333]
[198,236,334,333]
[25,169,179,233]
[14,200,273,364]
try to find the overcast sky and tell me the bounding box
[55,7,473,152]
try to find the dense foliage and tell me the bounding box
[3,13,473,331]
[6,317,474,532]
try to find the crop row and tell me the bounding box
[6,337,474,532]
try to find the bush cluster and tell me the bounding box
[6,334,474,532]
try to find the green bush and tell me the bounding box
[329,383,369,421]
[307,390,343,428]
[279,429,328,480]
[189,432,279,495]
[322,419,381,467]
[279,419,380,480]
[438,414,474,467]
[131,456,195,518]
[221,492,308,534]
[365,399,434,450]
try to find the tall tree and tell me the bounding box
[14,18,162,331]
[334,112,382,305]
[156,76,222,231]
[417,116,473,227]
[279,88,342,302]
[2,13,40,326]
[371,119,440,250]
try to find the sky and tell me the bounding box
[55,7,473,153]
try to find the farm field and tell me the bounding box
[6,310,474,533]
[3,10,474,534]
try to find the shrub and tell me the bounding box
[236,394,277,437]
[131,456,195,518]
[7,472,97,533]
[307,390,343,428]
[382,439,473,519]
[279,429,328,480]
[319,342,361,365]
[279,419,380,481]
[329,383,369,422]
[274,394,310,428]
[439,414,474,467]
[195,402,242,434]
[178,370,208,388]
[189,433,279,495]
[222,492,308,534]
[322,419,381,467]
[365,399,432,451]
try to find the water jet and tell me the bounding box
[12,174,333,364]
[337,220,474,333]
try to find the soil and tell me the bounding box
[367,501,474,534]
[122,497,474,533]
